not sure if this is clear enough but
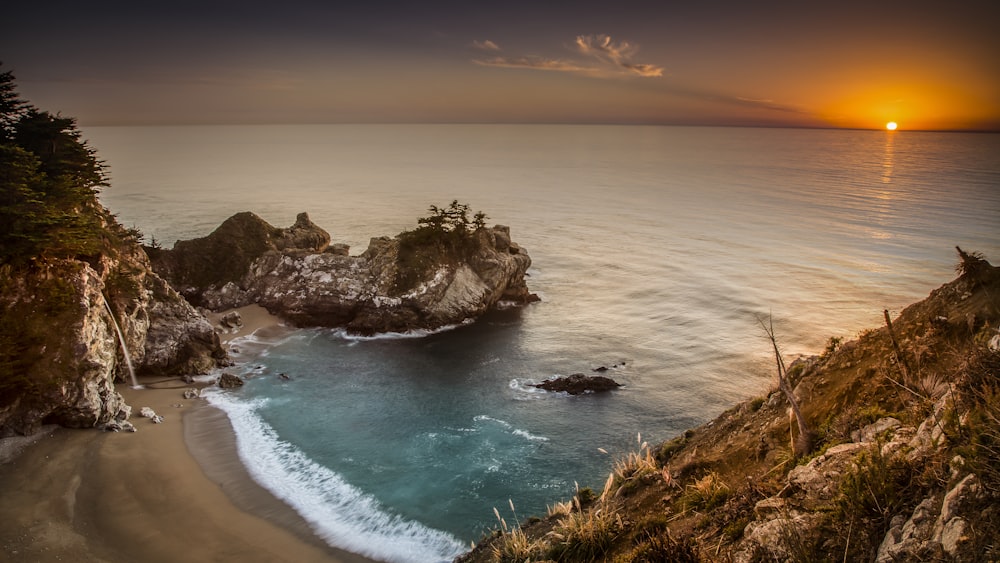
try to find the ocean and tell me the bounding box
[85,124,1000,562]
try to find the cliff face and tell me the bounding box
[461,252,1000,563]
[0,69,228,438]
[0,235,227,437]
[149,212,534,335]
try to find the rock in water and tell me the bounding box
[217,373,245,389]
[149,213,536,335]
[532,373,622,395]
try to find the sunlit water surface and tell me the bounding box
[86,125,1000,562]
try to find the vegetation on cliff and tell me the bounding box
[0,63,140,267]
[460,249,1000,562]
[1,65,226,436]
[395,200,489,292]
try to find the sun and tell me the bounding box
[886,121,898,131]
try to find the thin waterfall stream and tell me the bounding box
[101,293,141,389]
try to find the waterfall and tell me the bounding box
[101,293,141,389]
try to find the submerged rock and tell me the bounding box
[532,373,622,395]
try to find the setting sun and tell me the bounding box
[886,121,898,131]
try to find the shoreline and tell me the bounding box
[0,304,379,563]
[0,380,374,563]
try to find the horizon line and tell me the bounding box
[76,121,1000,134]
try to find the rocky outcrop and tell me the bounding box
[531,373,622,395]
[217,373,244,389]
[0,237,228,437]
[147,211,330,292]
[149,213,535,334]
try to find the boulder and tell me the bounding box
[217,373,245,389]
[220,310,243,329]
[531,373,621,395]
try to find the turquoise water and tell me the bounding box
[87,125,1000,561]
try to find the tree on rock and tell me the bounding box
[395,200,489,292]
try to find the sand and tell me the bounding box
[0,306,377,563]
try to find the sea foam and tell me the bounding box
[205,391,465,563]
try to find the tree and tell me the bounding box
[757,314,815,458]
[0,62,27,141]
[0,64,111,265]
[394,200,489,292]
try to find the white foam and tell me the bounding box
[205,391,464,563]
[507,378,553,400]
[512,429,549,442]
[328,319,474,342]
[474,415,548,442]
[473,414,511,428]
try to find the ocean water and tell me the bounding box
[86,125,1000,561]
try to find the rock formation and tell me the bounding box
[0,221,228,437]
[532,373,622,394]
[148,211,536,335]
[0,71,227,437]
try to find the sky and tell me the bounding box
[2,0,998,130]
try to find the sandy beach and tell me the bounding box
[0,305,376,563]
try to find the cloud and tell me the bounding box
[473,56,595,73]
[472,39,501,51]
[470,34,663,79]
[575,34,663,77]
[734,96,806,114]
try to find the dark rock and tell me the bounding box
[325,243,351,256]
[220,310,243,329]
[532,373,622,395]
[217,372,245,389]
[148,211,331,298]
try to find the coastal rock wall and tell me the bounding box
[0,242,228,437]
[149,213,535,334]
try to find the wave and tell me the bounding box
[507,378,554,400]
[473,415,548,442]
[327,319,475,342]
[204,391,465,563]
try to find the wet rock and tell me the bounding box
[217,372,245,389]
[183,388,200,399]
[531,373,621,395]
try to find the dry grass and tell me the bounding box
[489,501,541,563]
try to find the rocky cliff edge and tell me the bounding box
[460,250,1000,562]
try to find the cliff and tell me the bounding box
[0,67,227,437]
[461,250,1000,562]
[148,209,535,335]
[0,216,228,437]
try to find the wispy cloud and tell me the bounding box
[471,34,663,79]
[473,56,595,73]
[734,96,806,114]
[575,34,663,77]
[472,39,501,51]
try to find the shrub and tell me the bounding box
[833,446,919,559]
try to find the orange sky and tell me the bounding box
[2,1,998,130]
